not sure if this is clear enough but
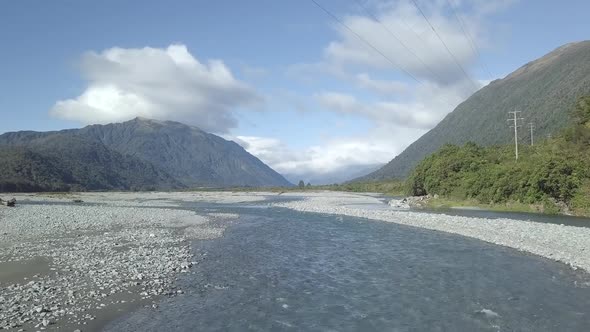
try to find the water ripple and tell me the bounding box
[105,206,590,331]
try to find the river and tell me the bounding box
[105,198,590,331]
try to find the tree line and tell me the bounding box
[406,96,590,214]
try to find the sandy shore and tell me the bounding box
[0,192,240,331]
[275,192,590,273]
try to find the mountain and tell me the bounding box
[75,118,291,187]
[358,41,590,181]
[0,134,180,192]
[0,118,291,191]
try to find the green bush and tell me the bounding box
[406,132,589,211]
[329,96,590,215]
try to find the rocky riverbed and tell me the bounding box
[275,192,590,273]
[3,190,590,331]
[0,193,240,331]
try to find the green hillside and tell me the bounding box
[0,118,292,192]
[0,134,181,192]
[77,118,292,187]
[358,41,590,181]
[405,96,590,215]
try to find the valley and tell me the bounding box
[3,2,590,330]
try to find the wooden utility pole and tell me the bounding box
[528,122,535,146]
[507,111,524,161]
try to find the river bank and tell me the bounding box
[275,192,590,273]
[0,192,245,331]
[405,195,575,216]
[303,187,584,217]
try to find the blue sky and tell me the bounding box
[1,0,589,183]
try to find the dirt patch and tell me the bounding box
[0,257,52,285]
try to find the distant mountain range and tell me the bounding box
[284,163,384,185]
[357,41,590,181]
[0,118,291,191]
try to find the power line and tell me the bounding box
[310,0,424,85]
[353,0,445,83]
[395,8,431,46]
[309,0,468,114]
[445,0,493,78]
[410,0,480,91]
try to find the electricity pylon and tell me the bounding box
[507,111,524,161]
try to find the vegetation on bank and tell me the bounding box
[405,96,590,216]
[417,197,555,214]
[313,96,590,217]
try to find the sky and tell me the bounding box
[1,0,589,184]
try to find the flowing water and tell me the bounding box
[105,201,590,331]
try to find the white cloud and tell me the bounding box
[323,0,481,85]
[355,73,407,95]
[235,135,389,176]
[51,44,261,133]
[282,0,508,138]
[315,78,471,130]
[466,0,520,16]
[289,0,514,87]
[235,121,424,183]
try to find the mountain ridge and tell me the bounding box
[0,118,292,191]
[76,117,292,187]
[357,40,590,181]
[0,133,181,191]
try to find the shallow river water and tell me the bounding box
[105,201,590,331]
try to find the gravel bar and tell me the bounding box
[0,193,239,331]
[275,192,590,273]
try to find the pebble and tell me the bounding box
[0,194,233,330]
[476,308,500,319]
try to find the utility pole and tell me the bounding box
[528,122,535,146]
[507,111,524,161]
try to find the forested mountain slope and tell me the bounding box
[359,41,590,181]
